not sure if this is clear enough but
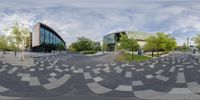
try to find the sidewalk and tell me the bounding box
[0,52,35,67]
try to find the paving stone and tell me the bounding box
[47,77,58,82]
[40,64,44,67]
[21,76,30,82]
[46,66,54,69]
[149,64,155,68]
[169,66,176,72]
[145,74,154,79]
[93,68,100,74]
[94,77,103,82]
[176,72,186,83]
[116,69,123,73]
[70,66,75,70]
[86,66,91,69]
[29,77,41,86]
[30,68,35,72]
[155,69,164,74]
[49,73,57,77]
[110,63,116,66]
[104,64,109,67]
[0,85,9,92]
[0,68,6,72]
[132,81,144,86]
[8,67,18,74]
[186,65,194,68]
[84,72,92,79]
[62,64,69,67]
[39,68,44,71]
[64,68,69,71]
[78,68,84,73]
[134,89,164,99]
[17,73,30,77]
[155,75,169,82]
[96,64,102,67]
[43,74,71,90]
[176,65,183,67]
[73,70,79,73]
[140,63,145,66]
[87,82,112,94]
[115,85,132,91]
[187,82,200,93]
[136,68,144,72]
[55,68,63,73]
[162,65,166,67]
[102,68,110,73]
[125,71,132,78]
[179,68,184,71]
[2,65,8,68]
[114,66,120,70]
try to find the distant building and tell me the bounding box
[103,31,150,51]
[31,22,66,52]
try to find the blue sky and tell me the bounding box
[0,0,200,46]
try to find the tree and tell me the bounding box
[119,34,139,51]
[164,37,177,53]
[181,43,189,52]
[69,37,95,52]
[7,35,19,56]
[144,32,177,57]
[195,34,200,51]
[57,43,66,53]
[0,35,8,54]
[5,22,30,61]
[119,34,139,60]
[144,35,157,57]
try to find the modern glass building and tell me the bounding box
[103,31,150,51]
[32,22,66,52]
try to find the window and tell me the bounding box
[40,28,44,44]
[45,29,49,44]
[49,32,52,44]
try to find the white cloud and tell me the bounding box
[0,0,200,46]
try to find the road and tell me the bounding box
[0,52,200,100]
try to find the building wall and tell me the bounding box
[32,22,66,52]
[103,31,150,51]
[32,23,40,47]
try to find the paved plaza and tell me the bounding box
[0,52,200,100]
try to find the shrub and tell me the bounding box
[81,51,97,54]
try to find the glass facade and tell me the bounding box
[40,28,45,44]
[103,34,116,44]
[40,27,65,46]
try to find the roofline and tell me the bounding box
[103,31,127,37]
[37,22,66,44]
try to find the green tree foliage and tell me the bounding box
[181,43,189,52]
[119,34,139,60]
[57,43,66,53]
[119,34,139,51]
[69,37,101,52]
[195,34,200,50]
[144,32,177,56]
[0,35,8,54]
[164,37,177,52]
[5,22,30,61]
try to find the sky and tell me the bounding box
[0,0,200,46]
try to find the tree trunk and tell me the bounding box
[14,50,17,56]
[152,50,154,57]
[132,48,133,60]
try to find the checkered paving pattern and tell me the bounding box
[0,52,200,100]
